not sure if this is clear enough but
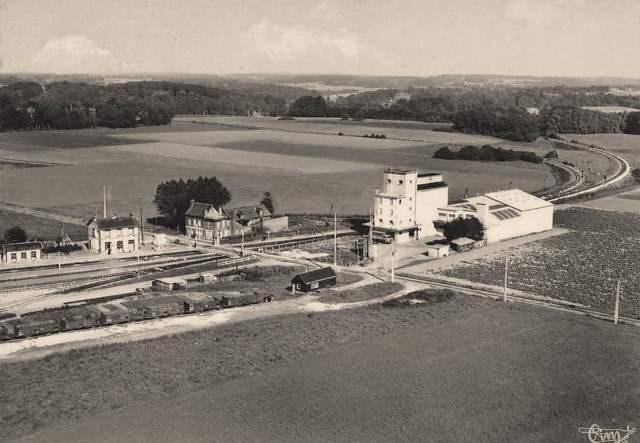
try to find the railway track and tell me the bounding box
[545,139,631,203]
[396,273,640,327]
[0,253,249,314]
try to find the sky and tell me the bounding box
[0,0,639,78]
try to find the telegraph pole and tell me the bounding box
[333,211,337,267]
[368,207,373,259]
[139,208,145,245]
[390,237,395,283]
[614,278,621,325]
[241,228,245,257]
[503,256,508,302]
[103,185,107,218]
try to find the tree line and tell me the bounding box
[433,145,544,163]
[287,87,640,141]
[0,80,295,131]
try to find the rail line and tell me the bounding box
[396,273,640,327]
[546,139,631,203]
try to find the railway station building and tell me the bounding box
[87,214,140,255]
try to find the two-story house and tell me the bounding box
[87,214,140,254]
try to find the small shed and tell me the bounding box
[151,277,187,292]
[450,237,475,252]
[427,243,450,258]
[291,267,337,293]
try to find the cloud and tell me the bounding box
[241,19,401,74]
[504,0,586,26]
[32,35,125,73]
[245,19,366,62]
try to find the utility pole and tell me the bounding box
[368,207,373,259]
[103,185,107,218]
[58,220,63,274]
[241,228,245,257]
[139,208,144,245]
[614,278,621,325]
[503,256,508,302]
[333,210,337,267]
[390,237,395,283]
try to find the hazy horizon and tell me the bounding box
[1,0,639,78]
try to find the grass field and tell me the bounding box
[566,133,640,166]
[440,207,640,317]
[1,294,637,442]
[0,119,553,220]
[317,281,402,303]
[0,209,87,241]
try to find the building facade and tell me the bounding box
[372,169,448,243]
[87,215,140,254]
[1,242,43,264]
[436,189,554,243]
[185,200,289,243]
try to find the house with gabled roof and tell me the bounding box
[87,214,139,254]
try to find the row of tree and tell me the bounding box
[0,80,299,131]
[433,145,543,163]
[288,89,640,141]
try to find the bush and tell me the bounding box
[442,217,484,242]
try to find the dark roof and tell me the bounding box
[2,241,43,253]
[91,216,137,230]
[233,205,271,221]
[185,202,214,218]
[418,172,442,177]
[384,168,416,175]
[417,181,448,191]
[291,267,336,284]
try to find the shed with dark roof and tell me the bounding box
[290,267,337,293]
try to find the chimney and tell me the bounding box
[190,199,195,206]
[475,203,489,223]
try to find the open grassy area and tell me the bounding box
[439,207,640,317]
[1,293,637,442]
[0,120,553,218]
[0,209,87,241]
[317,281,402,304]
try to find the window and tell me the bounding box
[128,239,135,248]
[389,220,394,225]
[116,241,124,252]
[409,197,413,201]
[409,180,413,184]
[439,213,447,217]
[104,229,110,238]
[390,210,394,216]
[128,227,134,235]
[399,180,403,184]
[387,179,391,184]
[20,252,27,260]
[10,253,16,261]
[399,199,402,205]
[379,218,383,223]
[31,251,37,259]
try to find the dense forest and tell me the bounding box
[288,86,640,141]
[0,80,297,131]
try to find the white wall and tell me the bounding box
[483,206,553,243]
[416,187,448,237]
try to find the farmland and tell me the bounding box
[440,207,640,317]
[1,294,637,442]
[0,118,554,219]
[565,133,640,166]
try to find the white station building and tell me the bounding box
[371,168,553,244]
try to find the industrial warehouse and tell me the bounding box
[371,169,554,245]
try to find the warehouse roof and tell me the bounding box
[291,267,336,285]
[185,201,227,220]
[451,237,475,246]
[417,181,448,191]
[485,189,552,211]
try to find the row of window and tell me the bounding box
[7,251,38,261]
[386,179,413,185]
[94,227,135,238]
